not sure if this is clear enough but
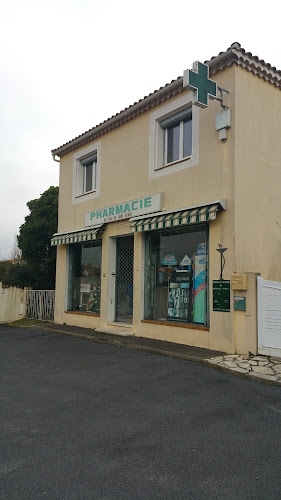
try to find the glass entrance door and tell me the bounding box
[115,236,134,323]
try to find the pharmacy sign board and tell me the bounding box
[85,193,163,227]
[183,61,217,108]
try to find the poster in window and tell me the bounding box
[167,270,191,320]
[193,244,206,324]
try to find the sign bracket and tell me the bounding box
[216,86,229,110]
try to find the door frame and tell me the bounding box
[107,236,117,323]
[107,234,134,324]
[114,234,134,323]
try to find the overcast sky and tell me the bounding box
[0,0,280,259]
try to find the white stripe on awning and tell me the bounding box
[130,200,226,233]
[51,225,103,246]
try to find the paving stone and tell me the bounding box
[207,353,281,384]
[252,366,275,375]
[224,361,238,368]
[237,362,251,369]
[272,364,281,373]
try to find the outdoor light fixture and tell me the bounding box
[216,244,227,280]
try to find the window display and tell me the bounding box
[144,226,208,325]
[68,241,102,314]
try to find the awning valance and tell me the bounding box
[130,200,226,233]
[51,225,103,246]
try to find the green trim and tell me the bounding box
[130,203,220,232]
[50,227,101,246]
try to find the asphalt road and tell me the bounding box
[0,327,281,500]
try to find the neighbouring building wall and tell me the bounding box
[0,282,25,323]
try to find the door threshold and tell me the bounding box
[95,327,134,337]
[108,321,133,329]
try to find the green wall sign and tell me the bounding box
[213,280,230,312]
[183,61,217,108]
[84,193,163,227]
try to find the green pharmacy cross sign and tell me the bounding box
[183,61,217,108]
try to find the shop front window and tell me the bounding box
[144,226,208,325]
[68,241,102,314]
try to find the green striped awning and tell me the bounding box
[130,202,225,233]
[51,225,103,246]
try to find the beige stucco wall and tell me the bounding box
[0,283,25,323]
[233,66,281,280]
[53,64,281,354]
[57,66,236,234]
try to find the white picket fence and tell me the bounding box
[25,290,55,322]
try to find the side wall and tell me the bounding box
[234,66,281,280]
[0,282,25,323]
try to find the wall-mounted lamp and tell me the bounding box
[216,244,227,280]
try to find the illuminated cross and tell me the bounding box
[183,61,217,108]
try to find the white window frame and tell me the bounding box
[72,140,101,205]
[161,109,192,165]
[149,93,199,180]
[80,154,97,195]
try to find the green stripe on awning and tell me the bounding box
[130,203,222,233]
[50,225,103,246]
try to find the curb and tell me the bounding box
[28,325,281,388]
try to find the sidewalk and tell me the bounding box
[26,322,281,387]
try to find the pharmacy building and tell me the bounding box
[51,43,281,356]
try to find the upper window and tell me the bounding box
[80,154,97,194]
[161,109,192,165]
[72,141,101,205]
[149,93,199,180]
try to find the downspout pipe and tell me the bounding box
[52,153,60,163]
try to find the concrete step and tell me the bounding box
[95,328,134,337]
